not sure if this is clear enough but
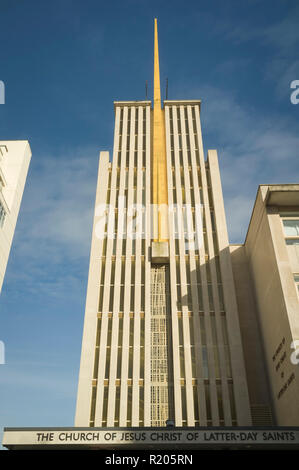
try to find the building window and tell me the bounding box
[0,200,5,227]
[281,215,299,245]
[283,219,299,236]
[294,275,299,297]
[0,175,4,192]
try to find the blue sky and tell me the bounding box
[0,0,298,445]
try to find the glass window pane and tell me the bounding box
[286,239,299,245]
[283,220,299,236]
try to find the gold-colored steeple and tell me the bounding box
[152,18,168,244]
[153,18,162,110]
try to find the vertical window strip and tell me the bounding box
[102,238,108,258]
[119,106,128,170]
[130,284,135,312]
[106,169,112,205]
[195,256,203,311]
[186,106,193,167]
[179,342,185,379]
[117,317,123,379]
[93,317,102,380]
[89,316,103,425]
[127,385,132,426]
[135,107,138,135]
[210,315,220,379]
[192,106,201,166]
[200,316,209,379]
[217,383,225,422]
[193,384,199,424]
[181,384,187,425]
[105,317,113,379]
[205,383,212,423]
[89,386,97,426]
[98,284,105,312]
[102,384,109,425]
[140,316,145,379]
[114,385,121,425]
[126,107,131,171]
[139,385,144,426]
[128,317,134,379]
[228,381,237,425]
[187,105,201,193]
[221,316,233,378]
[109,286,114,313]
[206,263,214,311]
[138,106,143,170]
[140,284,145,312]
[218,284,225,311]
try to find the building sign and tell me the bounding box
[272,337,296,400]
[3,427,299,449]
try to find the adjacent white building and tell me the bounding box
[0,140,31,293]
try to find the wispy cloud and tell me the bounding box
[217,4,299,51]
[199,85,299,242]
[204,5,299,101]
[6,145,102,297]
[0,362,75,396]
[262,5,299,51]
[0,359,77,448]
[21,148,98,256]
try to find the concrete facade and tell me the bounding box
[0,141,31,293]
[230,244,274,425]
[75,107,299,430]
[239,185,299,425]
[75,21,298,432]
[75,100,253,428]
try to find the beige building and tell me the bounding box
[75,19,267,429]
[231,185,299,425]
[75,21,299,429]
[0,140,31,293]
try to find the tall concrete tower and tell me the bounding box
[75,19,252,428]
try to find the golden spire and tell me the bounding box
[154,18,162,110]
[152,18,168,243]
